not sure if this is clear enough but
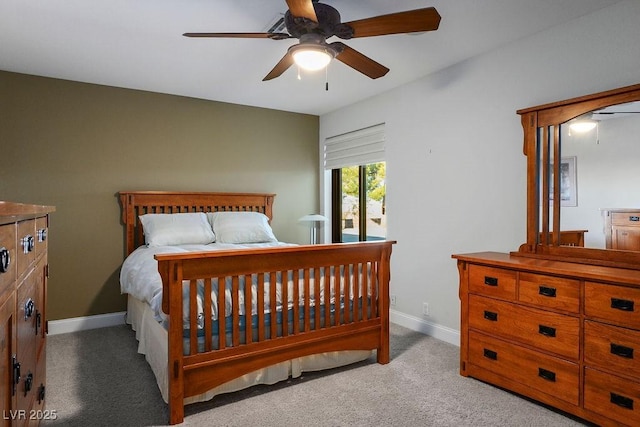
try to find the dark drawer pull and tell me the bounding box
[611,343,634,359]
[538,325,556,337]
[630,216,639,222]
[611,298,635,312]
[484,276,498,286]
[483,311,498,321]
[0,247,10,273]
[483,348,497,360]
[611,392,634,410]
[538,286,557,297]
[538,368,556,382]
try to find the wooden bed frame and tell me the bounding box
[119,191,395,424]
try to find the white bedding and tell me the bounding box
[120,242,293,323]
[120,242,371,333]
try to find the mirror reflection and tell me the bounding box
[552,101,640,250]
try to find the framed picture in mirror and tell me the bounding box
[550,156,577,207]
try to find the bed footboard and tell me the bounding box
[155,241,395,425]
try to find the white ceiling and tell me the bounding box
[0,0,622,116]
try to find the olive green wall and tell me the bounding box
[0,71,320,320]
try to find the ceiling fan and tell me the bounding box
[183,0,441,81]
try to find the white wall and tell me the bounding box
[561,115,640,248]
[319,0,640,343]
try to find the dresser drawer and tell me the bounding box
[468,265,516,300]
[585,367,640,426]
[585,282,640,329]
[612,227,640,252]
[469,294,579,360]
[585,320,640,379]
[469,331,579,405]
[0,223,17,295]
[612,212,640,226]
[518,272,580,313]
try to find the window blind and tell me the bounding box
[323,123,385,170]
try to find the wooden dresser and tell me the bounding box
[453,252,640,426]
[0,201,54,426]
[603,209,640,252]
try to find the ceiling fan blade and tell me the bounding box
[344,7,441,38]
[183,32,292,40]
[330,42,389,79]
[286,0,318,22]
[263,52,295,81]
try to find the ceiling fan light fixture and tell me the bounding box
[290,44,334,71]
[569,120,598,133]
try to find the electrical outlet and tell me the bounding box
[422,302,430,316]
[390,294,397,306]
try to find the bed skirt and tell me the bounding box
[126,295,373,405]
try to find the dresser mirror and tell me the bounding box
[516,83,640,269]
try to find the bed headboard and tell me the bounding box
[119,191,276,256]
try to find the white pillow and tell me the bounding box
[207,211,277,244]
[139,212,215,246]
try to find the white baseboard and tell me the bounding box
[390,309,460,347]
[47,311,127,335]
[46,309,460,346]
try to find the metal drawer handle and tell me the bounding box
[538,368,556,382]
[483,311,498,321]
[630,216,639,222]
[38,384,46,404]
[0,247,10,273]
[24,299,35,320]
[21,235,34,254]
[24,372,33,397]
[611,392,634,410]
[611,343,634,359]
[483,348,497,360]
[611,298,635,312]
[36,310,41,336]
[12,356,20,396]
[484,276,498,286]
[538,325,556,337]
[538,286,557,297]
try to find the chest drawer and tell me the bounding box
[469,331,579,405]
[585,282,640,329]
[469,294,579,360]
[468,265,516,300]
[612,212,640,226]
[518,272,580,313]
[0,223,17,295]
[585,320,640,379]
[585,367,640,426]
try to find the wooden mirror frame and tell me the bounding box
[515,83,640,270]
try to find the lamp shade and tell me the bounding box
[298,214,329,223]
[298,214,328,244]
[289,43,334,71]
[569,120,597,133]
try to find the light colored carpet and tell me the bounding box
[44,323,590,426]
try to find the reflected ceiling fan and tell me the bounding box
[183,0,441,81]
